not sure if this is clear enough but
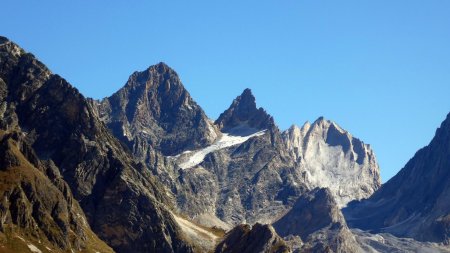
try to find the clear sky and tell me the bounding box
[3,1,450,182]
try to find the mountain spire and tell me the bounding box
[215,88,275,131]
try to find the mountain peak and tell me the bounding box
[148,61,173,73]
[233,88,257,112]
[282,117,381,207]
[0,36,25,58]
[0,36,10,44]
[241,87,255,98]
[215,88,274,131]
[98,62,217,156]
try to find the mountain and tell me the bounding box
[4,35,420,253]
[274,188,362,253]
[0,36,194,253]
[95,62,218,158]
[282,118,381,207]
[98,76,382,231]
[344,112,450,245]
[215,223,291,253]
[169,89,309,226]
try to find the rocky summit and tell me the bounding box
[1,35,449,253]
[282,118,381,207]
[95,62,218,158]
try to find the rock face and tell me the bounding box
[96,62,218,158]
[282,118,381,207]
[215,223,291,253]
[0,37,194,253]
[0,131,113,253]
[274,188,362,253]
[344,112,450,245]
[170,89,308,226]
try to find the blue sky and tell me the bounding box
[3,1,450,182]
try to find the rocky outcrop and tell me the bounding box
[282,118,381,206]
[95,62,218,158]
[344,112,450,245]
[0,131,114,252]
[215,223,291,253]
[0,37,194,253]
[274,188,362,253]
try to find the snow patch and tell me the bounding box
[177,128,266,169]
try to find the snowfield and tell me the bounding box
[176,128,266,169]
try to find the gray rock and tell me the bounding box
[282,118,381,207]
[344,112,450,245]
[215,223,291,253]
[173,89,308,225]
[273,188,362,253]
[95,62,218,158]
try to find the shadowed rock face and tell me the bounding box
[0,37,194,253]
[96,62,217,158]
[215,88,274,132]
[344,112,450,245]
[274,188,362,253]
[274,188,345,239]
[282,118,381,207]
[215,223,291,253]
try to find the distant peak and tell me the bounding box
[0,36,10,45]
[146,61,175,74]
[310,117,347,134]
[124,62,180,89]
[215,88,274,131]
[314,116,327,124]
[154,61,170,69]
[301,121,311,132]
[241,88,254,97]
[234,88,257,109]
[288,124,300,131]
